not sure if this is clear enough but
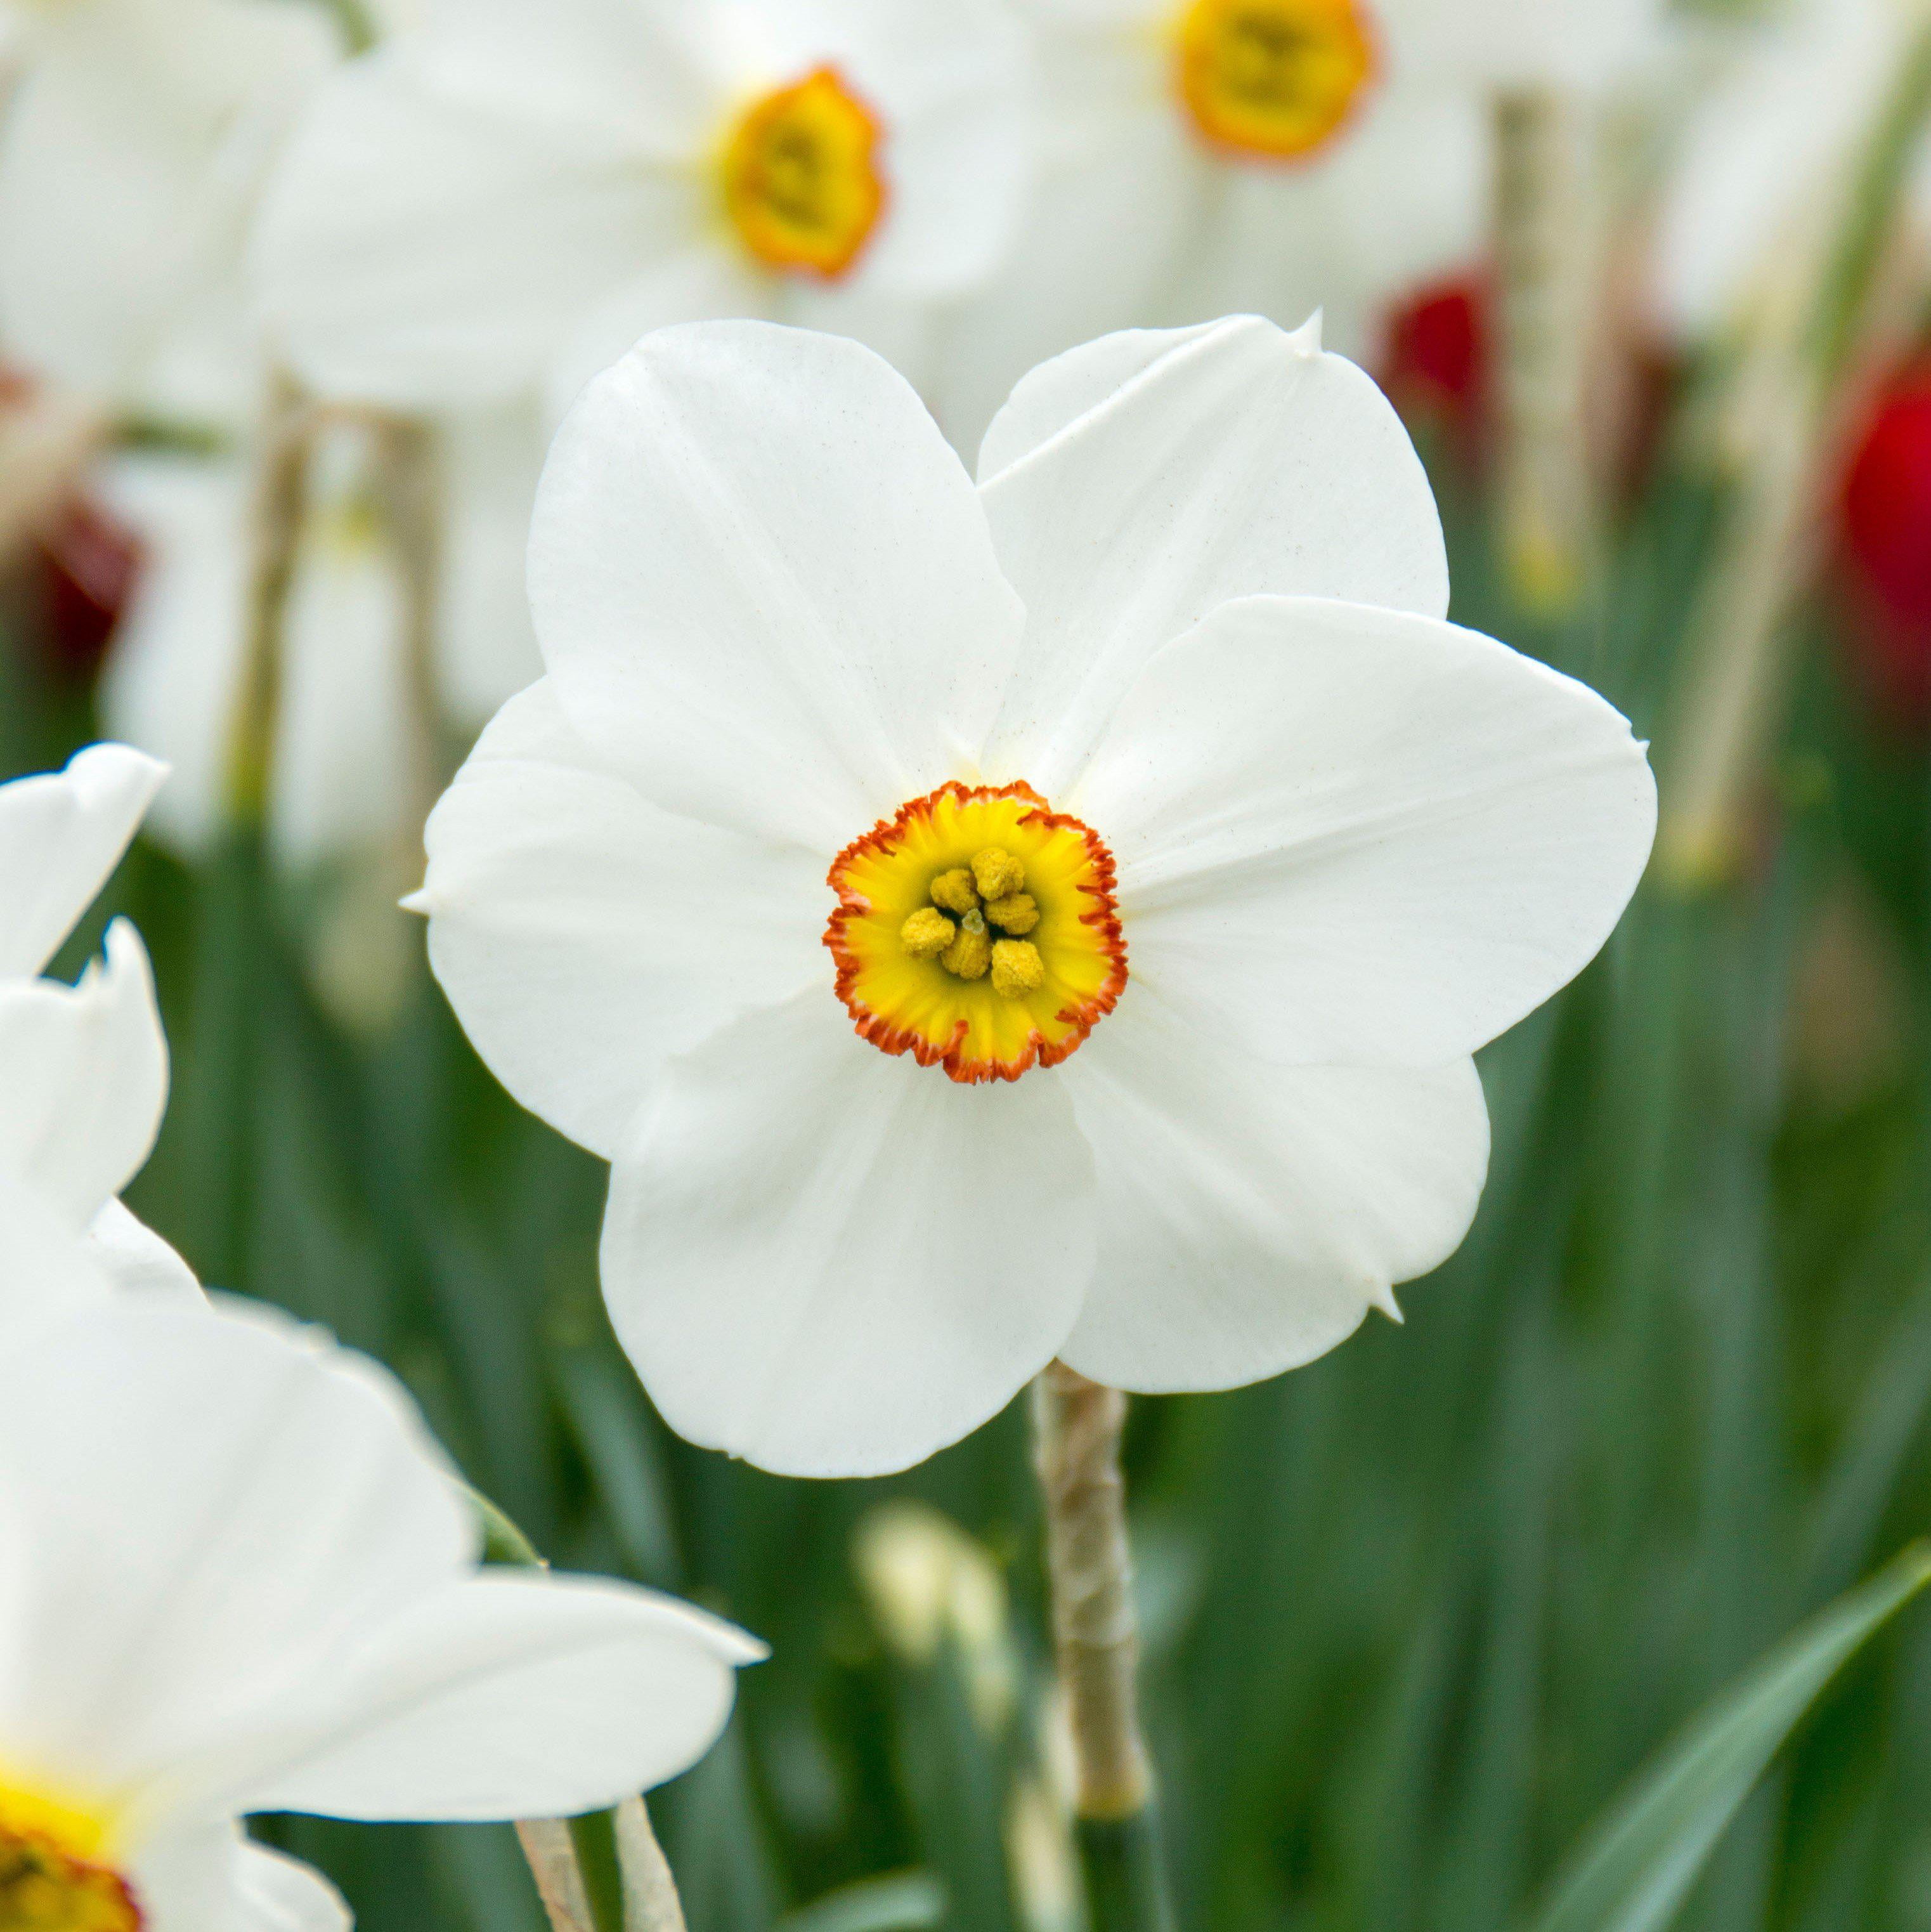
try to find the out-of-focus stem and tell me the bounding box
[475,1491,689,1932]
[371,414,448,829]
[223,370,311,833]
[1493,87,1599,618]
[1657,15,1931,890]
[1032,1362,1173,1932]
[614,1796,690,1932]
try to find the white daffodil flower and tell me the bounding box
[0,746,197,1305]
[412,315,1658,1479]
[252,0,1034,415]
[0,1291,762,1932]
[0,0,338,426]
[928,0,1488,445]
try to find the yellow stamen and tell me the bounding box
[971,848,1026,901]
[826,780,1130,1084]
[900,908,957,960]
[942,907,992,982]
[0,1776,136,1932]
[984,893,1039,936]
[1174,0,1375,161]
[931,868,980,916]
[718,67,887,280]
[990,940,1046,1000]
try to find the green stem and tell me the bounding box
[1032,1363,1176,1932]
[1075,1815,1175,1932]
[472,1491,675,1932]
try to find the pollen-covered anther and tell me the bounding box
[930,868,980,915]
[942,907,992,981]
[990,939,1046,999]
[900,908,956,960]
[0,1825,140,1932]
[984,892,1038,935]
[971,847,1025,901]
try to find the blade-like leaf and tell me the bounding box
[1521,1542,1931,1932]
[776,1872,945,1932]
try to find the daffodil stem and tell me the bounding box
[473,1491,689,1932]
[1032,1362,1174,1932]
[223,369,311,834]
[1492,86,1599,620]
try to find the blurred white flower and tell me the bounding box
[1653,0,1925,341]
[0,746,195,1308]
[412,316,1657,1478]
[252,0,1034,413]
[97,408,542,866]
[0,0,339,426]
[0,1291,761,1932]
[926,0,1487,447]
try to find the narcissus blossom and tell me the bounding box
[929,0,1486,444]
[0,1293,760,1932]
[0,0,337,425]
[413,316,1656,1478]
[252,0,1032,412]
[0,745,195,1307]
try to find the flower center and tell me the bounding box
[1173,0,1375,160]
[718,67,887,280]
[0,1780,137,1932]
[826,782,1128,1084]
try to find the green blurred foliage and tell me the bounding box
[6,395,1931,1932]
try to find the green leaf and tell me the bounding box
[1520,1543,1931,1932]
[775,1872,945,1932]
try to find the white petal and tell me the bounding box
[415,680,828,1158]
[0,920,168,1225]
[235,1574,758,1822]
[0,743,166,976]
[96,452,250,859]
[1075,596,1657,1065]
[132,1824,349,1932]
[0,1297,473,1800]
[601,988,1096,1477]
[0,1167,115,1330]
[255,46,706,407]
[1059,989,1489,1390]
[976,315,1449,797]
[227,1842,351,1932]
[530,320,1025,849]
[84,1199,206,1308]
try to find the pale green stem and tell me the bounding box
[1032,1363,1174,1932]
[1493,86,1600,618]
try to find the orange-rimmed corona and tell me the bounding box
[1174,0,1375,162]
[719,66,887,280]
[827,781,1128,1084]
[0,1779,140,1932]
